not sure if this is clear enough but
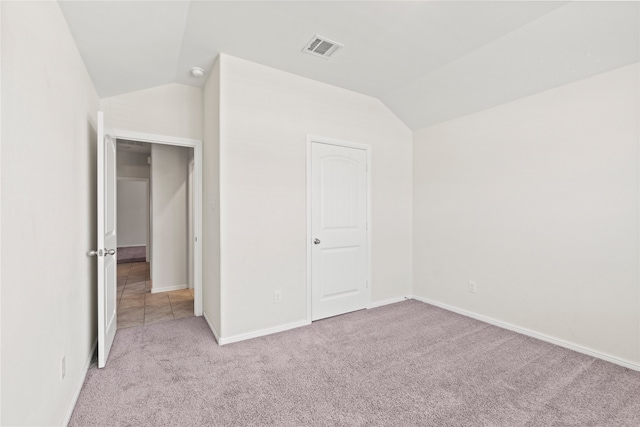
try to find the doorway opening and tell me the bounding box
[113,130,203,330]
[115,139,195,328]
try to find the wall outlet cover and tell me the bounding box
[468,281,477,293]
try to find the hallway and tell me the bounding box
[117,262,194,329]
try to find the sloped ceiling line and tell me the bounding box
[58,1,639,131]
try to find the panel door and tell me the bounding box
[97,111,117,368]
[311,142,368,321]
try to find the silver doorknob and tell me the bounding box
[313,238,321,245]
[88,250,100,256]
[105,249,116,256]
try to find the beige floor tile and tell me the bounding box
[119,306,144,319]
[118,261,195,328]
[127,274,147,284]
[144,304,173,325]
[171,300,194,319]
[171,299,193,311]
[173,309,194,320]
[131,272,149,278]
[145,293,170,307]
[123,282,147,295]
[119,294,145,310]
[117,306,144,329]
[189,289,195,298]
[127,278,146,285]
[167,289,193,302]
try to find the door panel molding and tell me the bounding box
[306,135,372,322]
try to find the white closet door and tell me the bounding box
[311,142,368,321]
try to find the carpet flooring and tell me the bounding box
[70,300,640,426]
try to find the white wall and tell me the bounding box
[1,2,100,425]
[151,144,189,292]
[101,83,203,140]
[117,150,150,179]
[117,179,148,247]
[218,54,413,338]
[413,63,640,366]
[202,57,221,335]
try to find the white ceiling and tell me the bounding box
[58,1,639,130]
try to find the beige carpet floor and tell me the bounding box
[70,300,640,426]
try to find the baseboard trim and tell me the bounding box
[151,284,187,294]
[116,244,146,249]
[410,295,640,372]
[368,296,411,309]
[202,312,221,344]
[218,319,311,346]
[61,339,97,426]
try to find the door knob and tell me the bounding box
[313,238,321,245]
[88,249,115,256]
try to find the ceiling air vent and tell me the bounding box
[302,35,343,59]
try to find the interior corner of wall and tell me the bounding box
[376,98,412,134]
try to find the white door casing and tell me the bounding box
[310,138,370,321]
[97,111,118,368]
[110,128,204,317]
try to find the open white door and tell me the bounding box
[96,111,118,368]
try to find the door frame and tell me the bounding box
[306,135,372,323]
[113,128,203,316]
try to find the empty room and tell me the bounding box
[1,1,639,426]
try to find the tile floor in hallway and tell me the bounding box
[117,261,194,329]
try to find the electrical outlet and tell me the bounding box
[468,281,477,293]
[61,356,66,381]
[274,290,282,304]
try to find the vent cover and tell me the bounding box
[302,35,343,59]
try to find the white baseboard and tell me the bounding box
[116,244,146,249]
[61,339,97,427]
[410,295,640,372]
[202,311,221,344]
[151,284,187,294]
[218,319,311,346]
[368,296,411,309]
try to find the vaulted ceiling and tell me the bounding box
[58,1,639,130]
